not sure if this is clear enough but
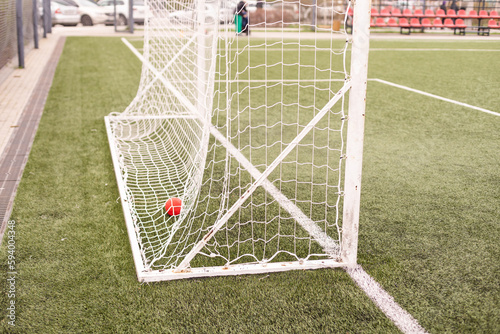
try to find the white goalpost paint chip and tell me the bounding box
[373,78,500,117]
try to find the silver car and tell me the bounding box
[51,0,80,26]
[73,0,108,26]
[98,0,145,26]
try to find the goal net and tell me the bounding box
[105,0,370,282]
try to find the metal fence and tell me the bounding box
[0,0,17,69]
[0,0,43,70]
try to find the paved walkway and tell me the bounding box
[0,26,144,159]
[0,36,58,157]
[0,26,144,239]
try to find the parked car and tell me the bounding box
[51,0,80,26]
[168,4,217,24]
[245,0,271,12]
[168,2,238,24]
[97,0,145,26]
[73,0,107,26]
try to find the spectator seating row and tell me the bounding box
[370,17,469,35]
[347,7,500,19]
[347,7,500,35]
[367,8,500,19]
[370,18,500,35]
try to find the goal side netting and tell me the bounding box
[105,0,370,282]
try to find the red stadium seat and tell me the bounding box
[347,7,353,17]
[467,10,479,19]
[414,9,424,17]
[370,18,376,27]
[403,8,412,17]
[421,18,432,28]
[380,8,391,17]
[399,18,410,27]
[410,18,422,27]
[489,10,500,19]
[455,19,466,28]
[375,17,387,27]
[371,8,379,17]
[443,18,455,28]
[387,18,399,27]
[447,9,457,18]
[488,19,499,28]
[399,17,411,34]
[424,9,435,17]
[457,9,467,18]
[436,9,446,17]
[433,18,444,28]
[479,10,489,19]
[391,8,402,17]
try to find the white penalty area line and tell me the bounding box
[373,78,500,117]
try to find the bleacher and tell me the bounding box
[348,7,500,36]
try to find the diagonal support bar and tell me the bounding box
[175,81,352,272]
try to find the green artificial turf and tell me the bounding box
[361,39,500,333]
[0,37,397,333]
[0,37,498,333]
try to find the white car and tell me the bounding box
[168,3,237,24]
[51,0,80,26]
[73,0,107,26]
[245,0,271,12]
[98,0,145,26]
[168,4,217,24]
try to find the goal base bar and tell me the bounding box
[137,259,345,282]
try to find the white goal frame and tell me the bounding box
[105,0,371,282]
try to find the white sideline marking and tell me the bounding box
[121,39,429,334]
[346,266,429,334]
[373,78,500,117]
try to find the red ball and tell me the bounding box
[165,197,182,216]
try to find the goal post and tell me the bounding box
[342,0,371,266]
[105,0,371,282]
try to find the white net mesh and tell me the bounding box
[107,0,352,276]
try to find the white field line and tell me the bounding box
[122,39,429,334]
[346,266,429,334]
[373,78,500,117]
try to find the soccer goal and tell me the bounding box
[105,0,370,282]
